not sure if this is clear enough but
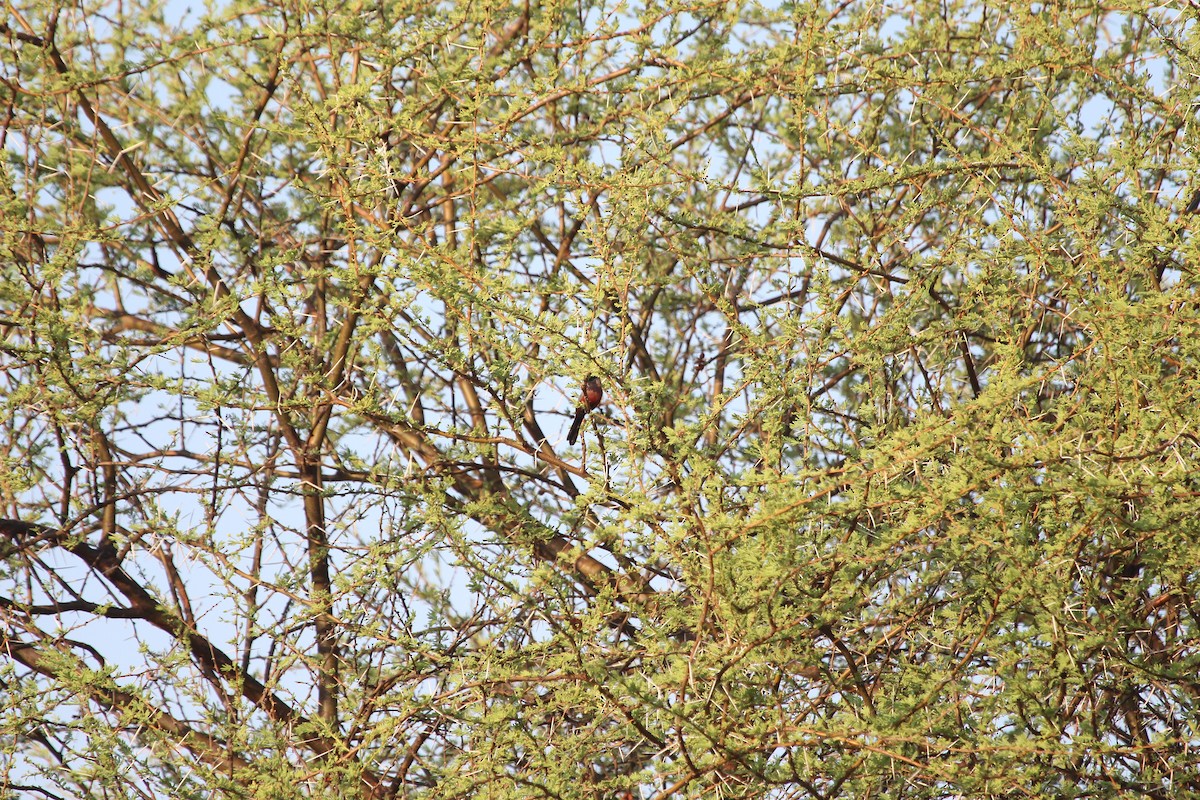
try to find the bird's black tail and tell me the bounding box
[566,406,586,444]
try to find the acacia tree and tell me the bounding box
[3,0,1200,797]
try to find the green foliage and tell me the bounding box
[2,0,1200,797]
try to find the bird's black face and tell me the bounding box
[582,376,603,409]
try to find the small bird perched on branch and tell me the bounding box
[567,375,603,445]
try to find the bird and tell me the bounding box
[566,375,603,445]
